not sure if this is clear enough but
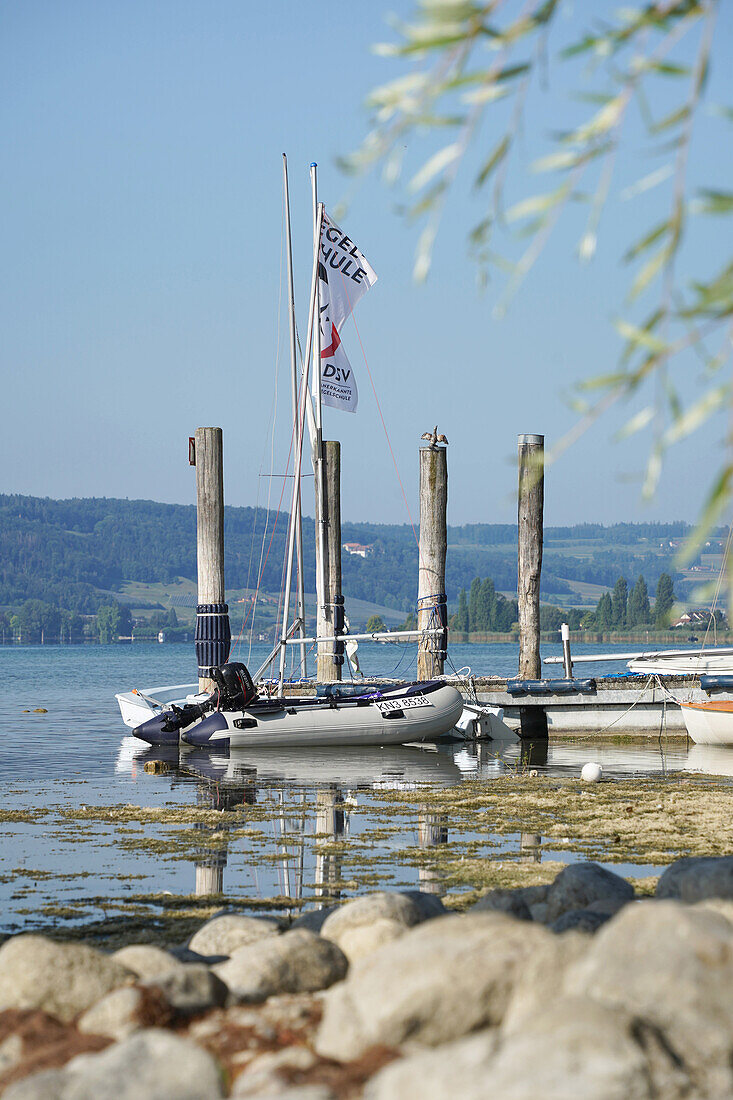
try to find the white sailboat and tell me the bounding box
[117,158,463,748]
[679,699,733,745]
[544,645,733,677]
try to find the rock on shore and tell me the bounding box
[315,912,551,1060]
[0,938,134,1023]
[3,865,733,1097]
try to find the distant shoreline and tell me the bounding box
[449,630,731,646]
[2,631,729,649]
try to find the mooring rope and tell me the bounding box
[583,674,657,736]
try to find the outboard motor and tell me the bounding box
[210,662,257,711]
[133,699,213,745]
[132,662,256,746]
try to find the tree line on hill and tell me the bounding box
[0,494,718,637]
[448,521,693,546]
[578,574,676,631]
[446,571,719,637]
[450,578,519,633]
[448,577,587,635]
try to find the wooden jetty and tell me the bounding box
[468,675,702,736]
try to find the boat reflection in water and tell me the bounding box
[113,733,733,908]
[115,738,463,904]
[685,743,733,777]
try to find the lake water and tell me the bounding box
[0,642,728,941]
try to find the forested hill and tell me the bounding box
[0,493,703,616]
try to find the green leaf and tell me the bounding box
[623,220,671,263]
[474,135,510,189]
[644,61,691,77]
[570,92,618,106]
[664,385,729,446]
[461,84,513,105]
[618,309,663,366]
[532,0,559,26]
[561,33,604,59]
[505,184,570,222]
[629,244,670,300]
[650,104,690,134]
[531,149,581,173]
[677,464,733,565]
[614,319,668,354]
[493,63,531,83]
[576,371,629,393]
[532,141,612,174]
[691,189,733,216]
[684,262,733,317]
[566,96,625,144]
[366,73,429,109]
[414,223,438,282]
[642,446,663,500]
[709,104,733,124]
[614,406,655,441]
[577,231,596,261]
[620,165,673,201]
[406,179,448,221]
[468,215,492,247]
[566,394,591,415]
[409,143,461,193]
[390,31,478,55]
[418,1,484,19]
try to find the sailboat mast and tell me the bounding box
[282,154,307,677]
[278,202,326,695]
[310,163,331,680]
[310,163,324,446]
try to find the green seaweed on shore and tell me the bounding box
[370,774,733,870]
[56,804,254,826]
[4,763,733,949]
[15,891,297,950]
[0,809,50,823]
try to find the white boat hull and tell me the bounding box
[184,684,465,749]
[116,684,200,728]
[680,700,733,745]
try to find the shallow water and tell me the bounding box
[0,643,728,939]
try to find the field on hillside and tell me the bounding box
[115,578,408,632]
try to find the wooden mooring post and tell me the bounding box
[517,433,547,737]
[192,427,231,693]
[417,441,448,681]
[316,440,344,682]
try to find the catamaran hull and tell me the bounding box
[680,700,733,746]
[182,684,464,749]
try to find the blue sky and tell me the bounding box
[2,1,731,526]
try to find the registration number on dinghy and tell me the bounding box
[377,696,433,713]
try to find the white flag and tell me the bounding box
[317,212,377,413]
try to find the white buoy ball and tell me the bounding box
[581,762,603,783]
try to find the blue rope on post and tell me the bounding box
[331,594,345,666]
[417,592,448,661]
[195,603,231,677]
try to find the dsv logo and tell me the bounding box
[323,362,351,383]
